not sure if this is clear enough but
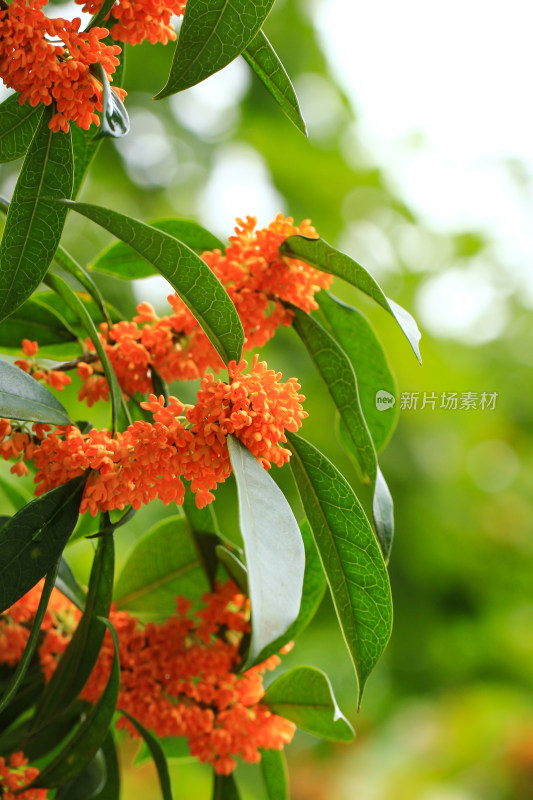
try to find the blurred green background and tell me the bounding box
[1,0,533,797]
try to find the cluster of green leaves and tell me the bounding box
[0,0,421,797]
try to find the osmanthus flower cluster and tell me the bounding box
[0,0,124,132]
[0,752,48,800]
[0,581,295,776]
[75,0,187,45]
[1,355,307,511]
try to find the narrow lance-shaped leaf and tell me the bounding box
[44,272,122,432]
[56,556,86,611]
[291,308,394,560]
[216,545,248,592]
[0,294,78,349]
[0,475,87,613]
[31,618,120,789]
[113,516,208,621]
[227,436,305,665]
[213,773,241,800]
[55,748,107,800]
[31,532,114,730]
[264,665,354,741]
[155,0,276,98]
[90,218,225,280]
[0,105,73,322]
[260,749,289,800]
[317,292,398,452]
[121,710,174,800]
[0,358,70,425]
[242,31,306,135]
[280,235,422,362]
[0,560,60,714]
[91,733,120,800]
[92,63,130,140]
[0,94,43,164]
[53,246,111,328]
[287,433,392,707]
[60,200,244,365]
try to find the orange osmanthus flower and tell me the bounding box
[0,0,125,132]
[0,752,48,799]
[75,0,187,45]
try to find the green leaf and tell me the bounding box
[0,472,31,510]
[32,618,120,789]
[260,749,289,800]
[0,94,43,163]
[279,236,422,362]
[92,63,130,140]
[253,520,326,664]
[135,737,191,766]
[0,560,60,714]
[0,294,78,348]
[90,218,225,280]
[55,747,107,800]
[0,106,73,322]
[291,308,394,559]
[0,357,71,424]
[317,292,398,452]
[61,200,244,365]
[56,556,86,611]
[227,436,305,665]
[91,733,120,800]
[213,773,241,800]
[155,0,276,98]
[53,246,111,328]
[113,516,208,620]
[242,31,306,135]
[121,710,174,800]
[263,665,354,741]
[216,545,248,591]
[86,0,116,30]
[286,433,392,706]
[44,272,122,431]
[31,532,114,730]
[0,475,86,613]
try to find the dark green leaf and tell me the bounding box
[32,618,120,788]
[91,733,120,800]
[121,710,174,800]
[44,272,122,431]
[260,748,289,800]
[0,560,59,714]
[113,516,208,620]
[92,63,130,140]
[253,520,326,664]
[291,308,394,559]
[280,236,422,362]
[31,533,114,730]
[90,218,224,279]
[213,773,241,800]
[317,292,398,452]
[61,200,244,365]
[0,94,43,163]
[156,0,276,98]
[55,747,107,800]
[0,675,44,734]
[4,700,86,762]
[0,357,70,425]
[242,31,306,135]
[0,106,73,322]
[227,436,305,665]
[0,475,86,613]
[263,665,354,741]
[56,555,86,610]
[287,433,392,706]
[0,294,78,348]
[216,545,248,591]
[86,0,116,30]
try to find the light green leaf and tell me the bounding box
[61,200,244,365]
[0,357,70,424]
[260,748,289,800]
[263,665,354,741]
[114,516,208,620]
[156,0,276,98]
[90,218,224,280]
[0,106,73,322]
[0,475,86,613]
[317,292,398,452]
[92,63,130,140]
[243,31,306,135]
[32,618,120,788]
[216,545,248,591]
[291,308,394,559]
[287,433,392,706]
[0,94,43,163]
[227,436,305,665]
[121,711,174,800]
[53,246,111,329]
[280,236,422,362]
